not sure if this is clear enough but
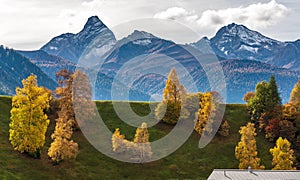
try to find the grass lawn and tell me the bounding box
[0,96,273,179]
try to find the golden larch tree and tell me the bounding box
[9,74,52,157]
[270,137,296,170]
[218,120,230,137]
[112,128,126,153]
[72,70,95,129]
[235,122,265,169]
[290,79,300,109]
[47,110,78,164]
[155,68,186,124]
[55,69,77,128]
[133,122,152,162]
[194,92,216,135]
[48,69,78,164]
[112,123,152,162]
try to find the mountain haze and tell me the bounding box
[18,50,76,81]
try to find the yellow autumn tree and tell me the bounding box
[133,122,152,162]
[270,137,296,170]
[48,69,78,164]
[235,122,265,169]
[194,92,216,135]
[290,79,300,108]
[112,128,126,153]
[218,120,230,137]
[112,123,152,162]
[111,128,138,160]
[55,69,77,128]
[9,74,52,157]
[155,68,186,124]
[287,81,300,158]
[72,70,95,129]
[48,110,78,164]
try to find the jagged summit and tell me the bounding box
[190,36,214,54]
[206,22,285,62]
[213,23,280,46]
[190,23,300,72]
[126,30,157,40]
[202,36,209,41]
[223,23,253,36]
[226,22,246,30]
[41,15,116,63]
[82,16,105,32]
[86,16,102,25]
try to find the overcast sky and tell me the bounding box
[0,0,299,50]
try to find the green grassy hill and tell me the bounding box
[0,96,273,179]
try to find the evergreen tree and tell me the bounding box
[249,76,282,130]
[9,74,52,157]
[270,137,296,170]
[266,75,282,117]
[155,68,186,124]
[268,75,281,104]
[235,123,265,169]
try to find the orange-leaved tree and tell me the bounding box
[48,69,78,164]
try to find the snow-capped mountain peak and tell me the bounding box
[126,30,157,41]
[208,23,286,61]
[41,16,116,63]
[215,23,280,46]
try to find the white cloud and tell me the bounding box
[154,7,200,24]
[154,7,194,20]
[197,0,289,29]
[154,0,290,34]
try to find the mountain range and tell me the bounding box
[1,16,299,103]
[0,46,56,95]
[208,23,300,71]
